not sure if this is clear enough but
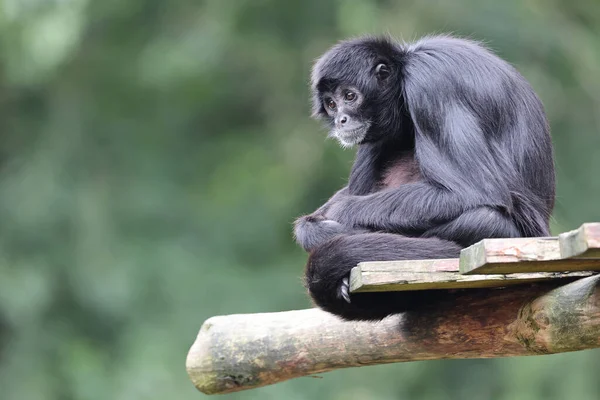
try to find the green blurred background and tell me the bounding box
[0,1,599,399]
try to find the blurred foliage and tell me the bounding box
[0,0,599,399]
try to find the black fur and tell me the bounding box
[294,35,555,321]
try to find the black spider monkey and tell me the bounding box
[294,35,556,321]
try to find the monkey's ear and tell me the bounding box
[375,63,390,81]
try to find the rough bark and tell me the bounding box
[186,275,600,395]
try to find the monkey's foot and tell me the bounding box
[338,277,351,303]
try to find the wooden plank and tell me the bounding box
[459,234,600,275]
[559,223,600,259]
[459,237,561,274]
[349,260,595,293]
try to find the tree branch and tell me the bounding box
[186,275,600,395]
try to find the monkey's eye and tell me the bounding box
[325,98,336,110]
[344,91,356,102]
[375,63,390,80]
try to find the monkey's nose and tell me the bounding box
[339,115,348,125]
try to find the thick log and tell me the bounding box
[350,259,595,292]
[186,275,600,395]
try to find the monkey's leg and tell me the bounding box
[421,207,521,247]
[305,233,461,321]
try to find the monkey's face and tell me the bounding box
[314,61,392,148]
[311,37,397,147]
[320,86,370,147]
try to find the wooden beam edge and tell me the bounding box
[560,223,600,259]
[350,268,596,293]
[459,237,562,275]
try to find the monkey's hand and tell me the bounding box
[293,214,347,253]
[323,196,361,228]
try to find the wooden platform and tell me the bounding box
[350,223,600,293]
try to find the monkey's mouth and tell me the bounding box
[331,124,370,148]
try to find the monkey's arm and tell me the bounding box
[325,182,507,235]
[313,186,349,215]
